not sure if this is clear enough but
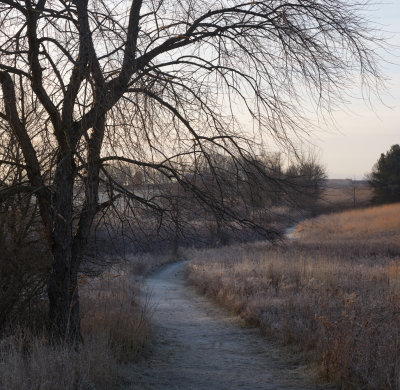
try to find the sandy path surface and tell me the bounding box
[125,261,332,390]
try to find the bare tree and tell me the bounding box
[285,152,327,215]
[0,0,382,343]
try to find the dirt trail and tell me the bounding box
[125,261,331,390]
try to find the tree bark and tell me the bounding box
[47,152,81,344]
[47,113,105,344]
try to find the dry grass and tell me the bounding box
[297,203,400,239]
[296,203,400,255]
[125,251,181,276]
[0,331,120,390]
[187,205,400,389]
[0,251,175,390]
[319,184,373,210]
[80,266,152,364]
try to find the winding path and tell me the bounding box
[125,261,331,390]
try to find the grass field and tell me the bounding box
[186,203,400,389]
[297,202,400,241]
[313,180,373,215]
[321,180,372,207]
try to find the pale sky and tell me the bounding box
[315,1,400,179]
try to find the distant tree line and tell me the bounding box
[104,150,326,212]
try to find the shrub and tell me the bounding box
[0,195,50,334]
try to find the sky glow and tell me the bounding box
[316,1,400,179]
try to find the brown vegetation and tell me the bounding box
[297,203,400,251]
[186,204,400,388]
[317,180,373,213]
[0,252,175,390]
[0,196,50,333]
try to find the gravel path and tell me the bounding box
[125,261,332,390]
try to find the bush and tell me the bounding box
[0,195,50,334]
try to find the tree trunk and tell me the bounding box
[47,248,81,344]
[47,153,81,344]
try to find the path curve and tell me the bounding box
[126,261,331,390]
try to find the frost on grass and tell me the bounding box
[187,204,400,389]
[0,259,154,390]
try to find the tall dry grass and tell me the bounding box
[319,184,373,211]
[187,204,400,389]
[0,258,156,390]
[297,203,400,241]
